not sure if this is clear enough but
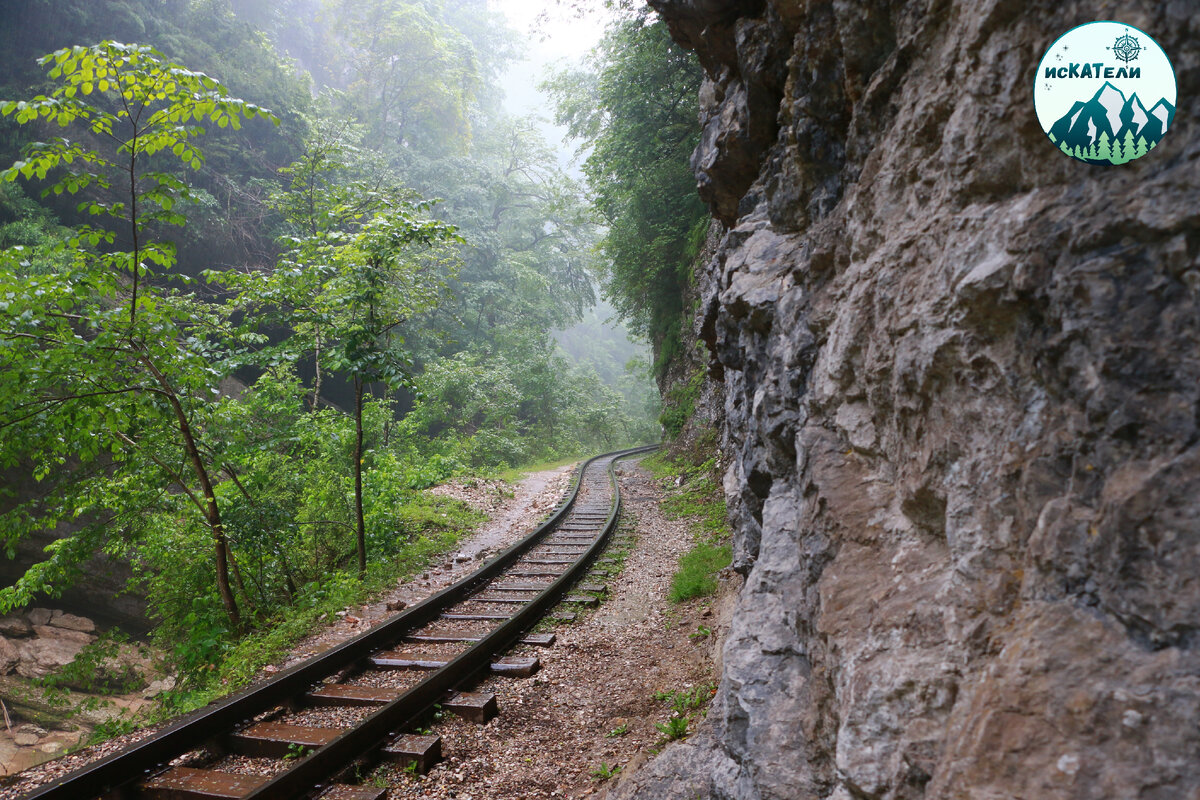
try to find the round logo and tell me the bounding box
[1034,21,1176,165]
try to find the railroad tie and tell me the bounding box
[320,786,389,800]
[469,593,531,603]
[382,733,441,773]
[406,631,555,646]
[305,684,400,707]
[227,721,341,758]
[370,651,540,677]
[444,690,499,723]
[142,767,268,799]
[142,770,387,800]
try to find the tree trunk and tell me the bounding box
[140,352,242,630]
[353,375,367,578]
[311,324,323,411]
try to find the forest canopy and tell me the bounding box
[0,0,665,701]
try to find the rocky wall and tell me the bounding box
[616,1,1200,799]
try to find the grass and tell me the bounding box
[654,715,690,741]
[643,452,732,603]
[668,542,732,602]
[653,684,716,715]
[606,723,630,738]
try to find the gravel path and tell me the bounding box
[376,458,738,800]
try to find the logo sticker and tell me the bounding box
[1034,21,1176,165]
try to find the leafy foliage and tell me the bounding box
[0,1,661,713]
[546,16,706,373]
[0,42,277,627]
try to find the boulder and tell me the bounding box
[143,676,176,698]
[47,614,94,633]
[48,613,96,633]
[15,637,87,679]
[0,616,32,638]
[32,626,94,645]
[26,608,51,627]
[0,637,19,675]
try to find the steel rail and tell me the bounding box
[19,445,655,800]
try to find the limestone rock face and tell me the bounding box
[621,2,1200,799]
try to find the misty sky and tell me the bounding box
[487,0,610,167]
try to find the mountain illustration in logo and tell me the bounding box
[1047,82,1175,165]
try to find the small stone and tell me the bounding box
[38,741,63,754]
[15,723,47,737]
[14,732,39,746]
[1122,709,1144,728]
[1056,754,1080,776]
[27,608,52,627]
[387,600,408,612]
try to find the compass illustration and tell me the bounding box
[1109,30,1141,63]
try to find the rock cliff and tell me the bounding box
[617,2,1200,799]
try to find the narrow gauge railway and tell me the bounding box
[21,446,655,800]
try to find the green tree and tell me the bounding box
[326,0,479,156]
[1132,135,1149,160]
[214,136,461,575]
[324,208,459,574]
[545,16,706,375]
[1117,129,1136,164]
[0,42,275,628]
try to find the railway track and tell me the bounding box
[20,446,655,800]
